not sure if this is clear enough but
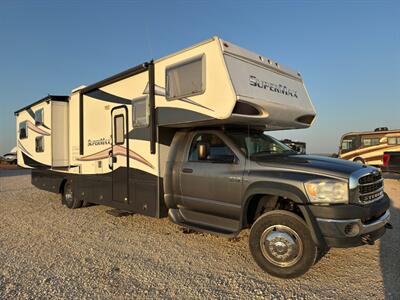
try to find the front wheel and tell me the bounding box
[249,210,317,279]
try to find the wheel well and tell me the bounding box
[59,179,67,194]
[244,194,305,228]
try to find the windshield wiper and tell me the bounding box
[251,150,296,158]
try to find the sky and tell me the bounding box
[0,0,399,155]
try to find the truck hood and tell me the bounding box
[254,154,367,179]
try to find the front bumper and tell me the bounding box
[307,194,391,247]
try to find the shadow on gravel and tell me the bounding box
[380,191,400,299]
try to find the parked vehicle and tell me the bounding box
[382,152,400,173]
[14,37,392,278]
[339,128,400,166]
[1,152,17,164]
[280,139,306,154]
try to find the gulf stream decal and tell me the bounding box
[26,120,51,136]
[77,145,154,169]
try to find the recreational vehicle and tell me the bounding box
[15,37,391,278]
[339,128,400,166]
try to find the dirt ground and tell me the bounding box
[0,173,399,299]
[0,163,19,170]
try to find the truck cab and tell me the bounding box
[165,127,391,278]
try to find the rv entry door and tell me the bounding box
[111,106,129,204]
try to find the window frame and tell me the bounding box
[19,121,28,139]
[165,54,206,100]
[35,108,44,126]
[35,136,44,152]
[132,96,150,128]
[113,114,125,145]
[187,132,238,164]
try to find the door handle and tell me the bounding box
[229,176,242,183]
[108,152,117,169]
[182,168,193,173]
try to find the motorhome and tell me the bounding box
[15,37,391,278]
[339,128,400,166]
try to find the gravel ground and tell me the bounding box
[0,173,399,299]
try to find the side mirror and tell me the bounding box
[197,142,209,160]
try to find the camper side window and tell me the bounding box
[35,109,44,126]
[362,138,380,146]
[114,115,125,145]
[132,96,149,128]
[35,136,44,152]
[166,54,205,100]
[19,121,27,139]
[388,137,400,145]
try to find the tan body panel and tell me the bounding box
[16,36,315,179]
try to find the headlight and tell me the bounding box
[304,179,348,204]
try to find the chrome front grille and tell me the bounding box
[358,172,384,204]
[358,172,382,185]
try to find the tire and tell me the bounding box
[249,210,317,279]
[62,181,83,209]
[353,157,365,164]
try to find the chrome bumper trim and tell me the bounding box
[317,209,390,235]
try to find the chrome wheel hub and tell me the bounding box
[64,185,73,203]
[260,225,303,267]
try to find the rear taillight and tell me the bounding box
[383,153,390,166]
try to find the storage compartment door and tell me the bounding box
[51,101,69,167]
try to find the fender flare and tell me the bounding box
[242,182,327,248]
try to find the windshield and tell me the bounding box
[226,130,296,158]
[340,135,361,154]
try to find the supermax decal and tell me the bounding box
[88,138,111,147]
[249,75,298,98]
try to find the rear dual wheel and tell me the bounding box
[62,181,83,209]
[249,210,318,279]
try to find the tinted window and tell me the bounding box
[132,96,149,128]
[388,137,397,145]
[340,135,361,153]
[189,134,234,162]
[166,55,205,100]
[35,109,43,126]
[35,136,44,152]
[114,115,125,145]
[362,138,380,146]
[19,121,27,139]
[227,131,294,157]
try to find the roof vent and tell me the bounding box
[374,127,388,132]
